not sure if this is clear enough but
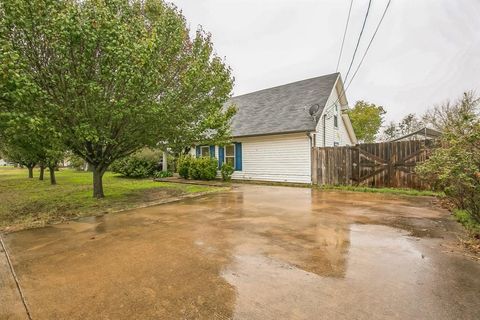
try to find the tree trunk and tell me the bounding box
[49,166,56,185]
[92,166,106,198]
[39,166,45,180]
[27,166,34,178]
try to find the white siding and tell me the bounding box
[232,133,311,184]
[315,80,353,147]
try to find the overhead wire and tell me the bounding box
[343,0,373,84]
[325,0,392,114]
[336,0,355,72]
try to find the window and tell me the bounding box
[334,115,338,128]
[200,146,210,157]
[225,145,235,167]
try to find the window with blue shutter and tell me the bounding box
[218,146,224,169]
[234,142,242,171]
[195,146,200,158]
[209,145,215,158]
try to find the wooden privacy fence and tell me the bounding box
[312,140,434,189]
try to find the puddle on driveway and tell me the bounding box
[2,185,479,319]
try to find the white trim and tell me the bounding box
[224,144,235,168]
[200,145,210,157]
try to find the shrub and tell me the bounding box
[416,93,480,225]
[221,163,234,181]
[154,170,173,179]
[188,157,218,180]
[178,156,218,180]
[110,149,162,178]
[177,155,192,179]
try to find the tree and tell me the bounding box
[0,0,234,198]
[423,91,479,131]
[348,101,386,143]
[417,92,480,224]
[381,113,424,141]
[0,113,64,183]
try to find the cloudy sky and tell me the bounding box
[170,0,480,122]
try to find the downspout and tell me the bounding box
[323,114,326,147]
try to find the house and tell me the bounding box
[192,72,357,184]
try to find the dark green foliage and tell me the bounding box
[110,150,162,178]
[221,163,234,181]
[178,155,217,180]
[177,155,193,179]
[188,157,217,180]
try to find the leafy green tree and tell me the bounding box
[0,113,64,183]
[0,0,234,198]
[348,101,385,143]
[417,92,480,224]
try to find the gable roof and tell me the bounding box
[228,73,340,138]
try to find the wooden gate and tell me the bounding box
[313,140,434,189]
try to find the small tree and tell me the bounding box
[423,91,479,131]
[417,92,480,224]
[1,0,234,197]
[0,113,64,183]
[348,101,385,143]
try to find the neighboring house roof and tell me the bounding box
[228,72,340,138]
[391,127,442,142]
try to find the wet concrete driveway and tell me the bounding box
[1,185,479,319]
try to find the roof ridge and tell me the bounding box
[232,72,339,99]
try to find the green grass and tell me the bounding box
[454,209,480,237]
[0,167,222,231]
[316,184,443,197]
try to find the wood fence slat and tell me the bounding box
[313,140,433,189]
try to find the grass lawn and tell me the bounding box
[0,167,223,231]
[316,184,443,197]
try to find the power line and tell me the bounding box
[345,0,392,90]
[343,0,373,84]
[336,0,355,72]
[324,0,392,114]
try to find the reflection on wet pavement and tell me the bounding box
[2,185,480,319]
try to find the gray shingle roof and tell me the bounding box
[228,73,339,138]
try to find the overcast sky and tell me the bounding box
[170,0,480,122]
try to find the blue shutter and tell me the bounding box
[218,146,224,169]
[234,142,242,171]
[209,145,215,158]
[195,146,200,158]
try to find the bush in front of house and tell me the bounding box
[177,155,218,180]
[177,155,192,179]
[221,163,234,181]
[189,156,218,180]
[111,149,162,178]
